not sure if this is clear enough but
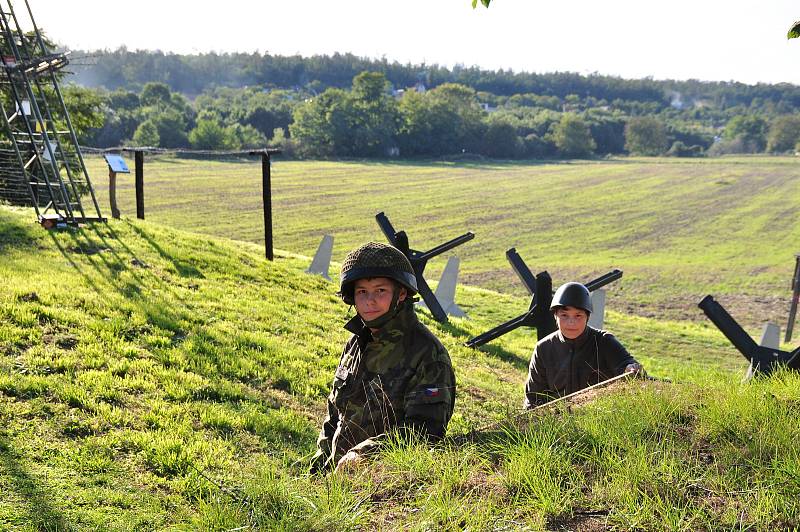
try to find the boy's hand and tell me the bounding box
[335,450,365,472]
[625,362,645,376]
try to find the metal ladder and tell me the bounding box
[0,0,103,224]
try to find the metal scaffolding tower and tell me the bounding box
[0,0,103,224]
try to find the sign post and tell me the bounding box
[103,154,130,220]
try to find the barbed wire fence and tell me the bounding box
[78,146,280,259]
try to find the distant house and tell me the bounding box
[393,83,427,99]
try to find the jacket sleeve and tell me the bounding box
[310,391,339,472]
[311,341,353,473]
[601,332,637,374]
[402,346,455,440]
[524,345,552,409]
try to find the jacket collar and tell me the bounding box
[343,300,416,339]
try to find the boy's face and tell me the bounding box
[554,305,589,339]
[354,277,407,322]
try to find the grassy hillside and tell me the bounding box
[85,155,800,331]
[1,206,799,529]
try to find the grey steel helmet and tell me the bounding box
[339,241,418,304]
[550,282,593,314]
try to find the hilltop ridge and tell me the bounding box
[1,206,798,529]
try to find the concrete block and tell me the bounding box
[758,321,780,350]
[588,288,606,330]
[305,234,333,280]
[418,256,466,318]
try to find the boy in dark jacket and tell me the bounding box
[524,282,643,408]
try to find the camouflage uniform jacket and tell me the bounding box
[312,301,456,471]
[524,326,637,408]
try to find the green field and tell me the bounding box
[1,155,799,529]
[86,155,800,332]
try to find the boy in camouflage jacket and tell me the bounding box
[310,242,456,473]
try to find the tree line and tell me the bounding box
[59,49,800,158]
[69,74,800,159]
[70,48,800,111]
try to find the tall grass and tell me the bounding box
[1,199,798,528]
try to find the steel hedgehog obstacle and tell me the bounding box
[0,0,103,226]
[699,295,800,376]
[375,211,474,323]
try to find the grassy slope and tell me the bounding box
[86,155,800,330]
[1,206,799,530]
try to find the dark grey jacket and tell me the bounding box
[524,326,637,408]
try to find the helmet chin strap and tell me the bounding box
[362,288,405,329]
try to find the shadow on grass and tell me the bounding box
[124,221,204,278]
[436,318,529,370]
[48,221,194,338]
[49,221,259,381]
[475,342,530,370]
[0,208,42,251]
[0,432,70,529]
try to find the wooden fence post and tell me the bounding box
[135,150,144,220]
[264,152,275,260]
[108,166,120,219]
[249,149,280,261]
[786,253,800,342]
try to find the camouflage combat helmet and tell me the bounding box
[339,241,418,305]
[550,282,593,314]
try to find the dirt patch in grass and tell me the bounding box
[548,510,609,532]
[610,290,791,331]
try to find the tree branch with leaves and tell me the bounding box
[789,20,800,39]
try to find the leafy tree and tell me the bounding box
[506,93,561,110]
[61,85,106,144]
[550,113,595,157]
[481,118,523,158]
[133,84,194,148]
[227,123,268,150]
[108,89,140,111]
[427,83,486,153]
[194,87,299,140]
[767,115,800,152]
[139,82,173,108]
[145,110,189,148]
[397,83,486,156]
[132,119,159,146]
[396,90,432,156]
[585,109,626,154]
[189,118,236,150]
[522,133,557,158]
[290,88,349,157]
[346,71,400,156]
[624,116,668,155]
[665,141,703,157]
[723,115,768,152]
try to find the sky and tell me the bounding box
[23,0,800,86]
